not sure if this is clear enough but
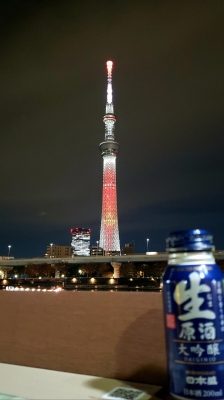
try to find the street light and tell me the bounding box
[8,245,11,258]
[96,241,99,255]
[50,243,53,258]
[146,238,149,253]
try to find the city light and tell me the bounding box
[71,228,91,256]
[8,245,11,258]
[50,243,53,258]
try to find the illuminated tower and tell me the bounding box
[99,61,120,254]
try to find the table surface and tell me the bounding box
[0,363,163,399]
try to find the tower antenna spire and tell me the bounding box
[99,61,120,254]
[103,61,116,141]
[106,60,113,104]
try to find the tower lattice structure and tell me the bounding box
[99,61,120,254]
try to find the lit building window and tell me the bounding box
[70,228,91,256]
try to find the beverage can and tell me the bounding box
[162,229,224,399]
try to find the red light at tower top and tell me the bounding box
[106,60,113,73]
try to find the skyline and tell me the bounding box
[0,1,224,257]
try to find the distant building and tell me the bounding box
[71,228,91,256]
[45,244,71,258]
[122,243,135,255]
[0,256,14,260]
[91,245,104,256]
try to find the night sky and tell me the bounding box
[1,0,224,257]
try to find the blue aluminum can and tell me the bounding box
[163,229,224,399]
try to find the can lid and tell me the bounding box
[166,229,214,252]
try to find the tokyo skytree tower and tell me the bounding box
[99,61,120,254]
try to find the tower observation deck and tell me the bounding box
[99,61,120,254]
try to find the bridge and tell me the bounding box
[0,251,224,267]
